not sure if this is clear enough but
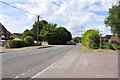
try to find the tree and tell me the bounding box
[40,26,72,45]
[104,1,120,37]
[55,27,72,44]
[40,23,56,43]
[31,20,48,41]
[22,29,35,39]
[23,20,72,45]
[72,37,81,43]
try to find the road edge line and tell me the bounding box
[32,45,77,78]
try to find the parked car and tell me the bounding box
[67,41,76,45]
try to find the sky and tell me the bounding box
[0,0,118,37]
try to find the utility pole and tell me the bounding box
[99,33,102,49]
[37,15,39,46]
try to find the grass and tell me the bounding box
[82,45,118,53]
[8,46,41,49]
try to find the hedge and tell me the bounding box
[6,40,26,48]
[81,29,100,49]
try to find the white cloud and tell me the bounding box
[0,14,32,33]
[89,0,117,11]
[1,0,117,36]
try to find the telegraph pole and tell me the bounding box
[99,33,102,49]
[37,15,39,46]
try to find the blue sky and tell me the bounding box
[0,0,117,37]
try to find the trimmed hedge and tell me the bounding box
[81,29,100,49]
[6,40,26,48]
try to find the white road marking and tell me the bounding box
[14,76,19,78]
[32,62,56,78]
[21,73,25,76]
[32,46,76,78]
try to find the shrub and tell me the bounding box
[6,40,26,48]
[81,29,100,49]
[24,36,34,46]
[101,45,109,49]
[89,33,100,49]
[109,41,120,50]
[4,44,9,48]
[108,43,118,50]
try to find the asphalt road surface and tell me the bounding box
[2,45,75,78]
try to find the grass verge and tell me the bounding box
[82,45,118,53]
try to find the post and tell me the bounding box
[99,33,102,49]
[37,15,39,46]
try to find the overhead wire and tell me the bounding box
[0,0,43,19]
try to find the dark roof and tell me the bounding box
[0,23,11,37]
[13,33,23,38]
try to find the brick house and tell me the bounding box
[109,36,120,42]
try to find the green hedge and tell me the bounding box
[81,29,100,49]
[6,40,26,48]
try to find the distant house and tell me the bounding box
[0,23,12,40]
[109,36,120,42]
[12,33,23,39]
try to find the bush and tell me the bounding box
[81,29,100,49]
[108,43,118,50]
[4,44,9,48]
[24,36,34,46]
[89,33,100,49]
[6,40,26,48]
[108,41,120,50]
[101,45,109,49]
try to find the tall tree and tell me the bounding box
[31,20,48,40]
[104,1,120,37]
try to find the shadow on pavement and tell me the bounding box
[37,46,54,49]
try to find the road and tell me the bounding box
[2,45,75,78]
[34,45,118,78]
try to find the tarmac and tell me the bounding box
[33,45,118,78]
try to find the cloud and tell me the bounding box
[89,0,117,11]
[1,0,117,37]
[0,14,32,33]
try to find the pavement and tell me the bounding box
[0,46,6,53]
[2,45,75,78]
[33,45,118,78]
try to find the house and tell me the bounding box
[109,36,120,42]
[12,33,23,39]
[0,23,12,40]
[0,23,12,46]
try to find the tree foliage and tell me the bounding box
[55,27,72,44]
[72,37,81,43]
[40,25,72,44]
[104,1,120,37]
[23,20,72,45]
[22,29,35,39]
